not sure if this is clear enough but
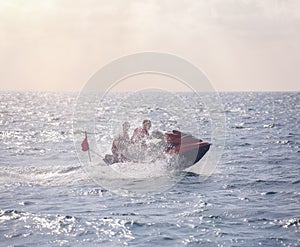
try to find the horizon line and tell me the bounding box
[0,89,299,93]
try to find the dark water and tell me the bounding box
[0,92,299,246]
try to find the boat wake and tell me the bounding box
[0,165,91,186]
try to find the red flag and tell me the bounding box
[81,137,89,151]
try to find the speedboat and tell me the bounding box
[103,130,211,168]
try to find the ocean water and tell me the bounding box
[0,91,299,246]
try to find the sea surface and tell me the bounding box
[0,91,299,246]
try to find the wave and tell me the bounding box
[282,218,300,228]
[0,209,134,244]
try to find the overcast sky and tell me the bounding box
[0,0,299,91]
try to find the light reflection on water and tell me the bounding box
[0,92,299,246]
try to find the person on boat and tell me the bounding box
[131,119,151,146]
[111,121,131,163]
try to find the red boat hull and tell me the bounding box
[164,130,211,166]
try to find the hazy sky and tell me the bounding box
[0,0,299,91]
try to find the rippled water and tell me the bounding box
[0,91,299,246]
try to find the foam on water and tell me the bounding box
[0,165,90,186]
